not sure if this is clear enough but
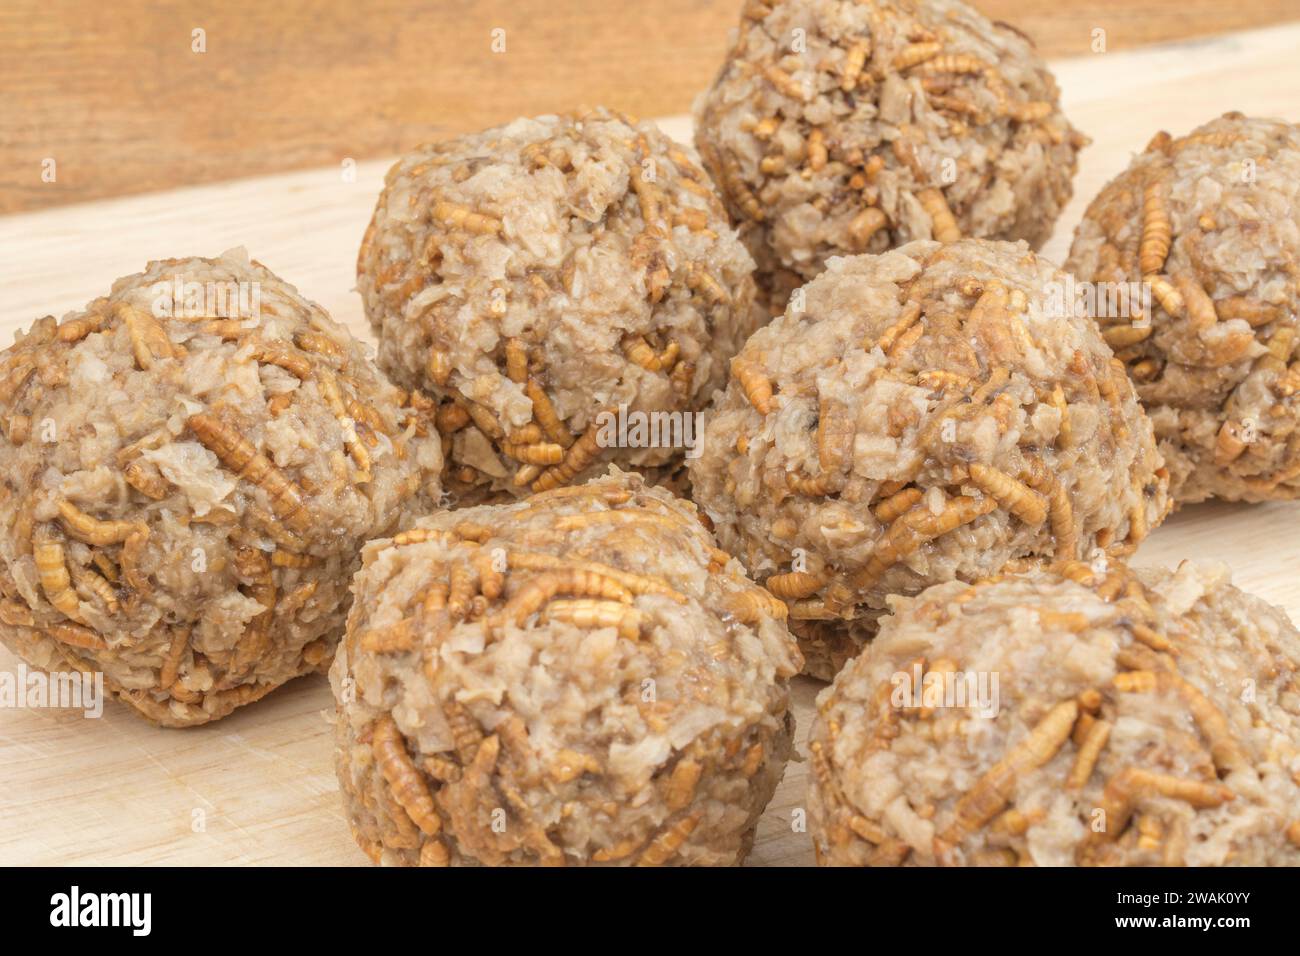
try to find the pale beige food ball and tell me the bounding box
[357,107,762,504]
[332,469,800,866]
[1066,112,1300,504]
[0,250,443,726]
[694,0,1087,310]
[808,561,1300,866]
[689,239,1170,679]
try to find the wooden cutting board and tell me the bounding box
[3,23,1300,867]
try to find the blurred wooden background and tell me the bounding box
[2,0,1298,213]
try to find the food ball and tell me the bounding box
[1065,113,1300,504]
[807,560,1300,866]
[357,107,762,504]
[689,239,1170,679]
[331,468,800,866]
[694,0,1087,310]
[0,250,444,727]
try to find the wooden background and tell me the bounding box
[3,0,1299,213]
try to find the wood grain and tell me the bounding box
[1,24,1300,866]
[2,0,1297,212]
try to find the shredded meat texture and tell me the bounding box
[0,249,444,727]
[332,468,801,866]
[694,0,1087,311]
[357,107,763,505]
[689,239,1170,679]
[807,561,1300,867]
[1066,112,1300,504]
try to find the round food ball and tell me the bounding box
[1065,113,1300,504]
[807,560,1300,866]
[694,0,1087,310]
[0,250,444,727]
[331,468,800,866]
[689,239,1171,680]
[357,107,762,504]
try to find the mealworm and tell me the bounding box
[57,499,139,547]
[372,715,442,837]
[188,413,311,532]
[917,187,961,242]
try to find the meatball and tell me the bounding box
[1066,112,1300,504]
[689,239,1170,679]
[694,0,1086,310]
[0,249,444,726]
[357,107,762,504]
[807,560,1300,866]
[331,468,800,866]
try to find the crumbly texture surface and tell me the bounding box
[807,561,1300,866]
[694,0,1086,311]
[331,468,801,866]
[1066,113,1300,504]
[0,250,444,727]
[357,107,762,504]
[689,240,1170,679]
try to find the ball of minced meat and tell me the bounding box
[1066,113,1300,504]
[0,249,444,727]
[694,0,1087,310]
[807,560,1300,866]
[357,107,762,504]
[331,468,800,866]
[689,239,1171,680]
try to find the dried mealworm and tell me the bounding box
[917,188,961,243]
[544,598,643,640]
[840,40,869,91]
[504,338,529,383]
[70,563,120,614]
[188,413,311,532]
[505,550,685,603]
[765,570,824,600]
[372,715,442,837]
[1138,180,1172,275]
[894,41,943,70]
[531,423,603,492]
[1173,273,1218,333]
[524,378,574,448]
[665,758,703,811]
[501,440,565,466]
[123,460,169,500]
[915,53,988,75]
[936,700,1077,854]
[968,463,1047,525]
[1066,718,1112,788]
[635,809,704,866]
[871,301,923,354]
[873,486,924,523]
[34,532,82,621]
[158,628,190,687]
[47,621,108,650]
[498,570,633,628]
[359,618,418,654]
[117,302,178,369]
[432,200,501,235]
[1091,767,1233,843]
[853,495,997,589]
[731,355,773,415]
[427,348,452,386]
[848,207,889,249]
[1147,275,1185,319]
[57,500,139,547]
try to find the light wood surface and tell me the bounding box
[2,24,1300,866]
[3,0,1299,213]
